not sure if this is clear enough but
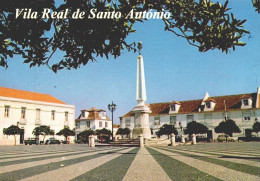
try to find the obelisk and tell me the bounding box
[132,41,152,139]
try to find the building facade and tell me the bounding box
[75,107,112,137]
[0,87,75,145]
[120,88,260,140]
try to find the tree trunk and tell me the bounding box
[43,135,46,143]
[14,135,16,145]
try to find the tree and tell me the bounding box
[32,125,55,143]
[3,125,20,145]
[1,0,249,72]
[96,128,112,142]
[116,127,131,138]
[116,128,125,137]
[77,129,95,143]
[184,121,208,136]
[156,124,178,139]
[252,121,260,134]
[215,119,241,142]
[123,128,131,138]
[56,126,75,141]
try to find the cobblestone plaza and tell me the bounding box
[0,142,259,181]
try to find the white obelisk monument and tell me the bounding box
[132,41,152,139]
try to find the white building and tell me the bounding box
[75,107,112,138]
[120,87,260,140]
[0,87,75,145]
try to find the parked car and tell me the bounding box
[24,138,39,145]
[45,138,61,145]
[74,139,88,144]
[61,140,70,144]
[217,135,235,142]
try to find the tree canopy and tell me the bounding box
[32,125,55,142]
[77,129,95,143]
[116,127,131,138]
[184,121,208,135]
[3,125,20,145]
[157,124,178,138]
[56,126,75,140]
[96,128,112,136]
[1,0,249,72]
[252,121,260,133]
[215,119,241,137]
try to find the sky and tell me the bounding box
[1,0,260,124]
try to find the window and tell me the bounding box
[51,110,55,120]
[65,112,68,122]
[205,102,211,108]
[204,114,212,123]
[243,99,249,106]
[81,111,85,117]
[105,122,108,128]
[36,109,40,120]
[125,119,131,127]
[243,111,251,121]
[170,116,177,125]
[4,106,9,117]
[170,104,175,111]
[21,107,26,119]
[86,121,90,128]
[100,111,106,118]
[76,122,80,129]
[99,121,102,128]
[154,117,160,126]
[186,115,194,123]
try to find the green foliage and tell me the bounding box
[215,119,241,138]
[252,121,260,133]
[77,129,95,143]
[116,127,131,137]
[32,125,55,142]
[56,126,75,140]
[3,125,20,145]
[96,128,112,142]
[157,124,178,138]
[96,128,112,136]
[184,121,208,135]
[0,0,249,72]
[3,125,20,135]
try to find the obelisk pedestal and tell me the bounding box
[132,103,151,139]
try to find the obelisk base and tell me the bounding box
[131,104,151,139]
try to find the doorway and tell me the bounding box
[20,129,24,144]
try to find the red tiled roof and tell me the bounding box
[113,124,120,128]
[204,98,217,103]
[240,95,253,99]
[76,107,110,121]
[121,93,258,117]
[171,101,181,104]
[82,107,105,112]
[0,87,66,104]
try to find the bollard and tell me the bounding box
[89,135,95,147]
[139,134,144,147]
[181,135,185,143]
[192,134,196,145]
[171,134,176,146]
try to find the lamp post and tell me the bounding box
[252,0,260,13]
[108,101,116,142]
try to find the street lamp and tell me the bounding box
[108,101,117,142]
[252,0,260,13]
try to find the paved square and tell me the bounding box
[0,142,259,181]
